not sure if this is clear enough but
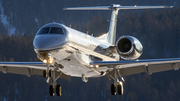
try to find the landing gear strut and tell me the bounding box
[117,82,123,95]
[43,65,62,96]
[109,69,124,95]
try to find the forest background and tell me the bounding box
[0,0,180,101]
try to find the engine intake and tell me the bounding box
[116,36,143,60]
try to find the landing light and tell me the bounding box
[49,59,53,64]
[95,65,99,68]
[43,59,47,63]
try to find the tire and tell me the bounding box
[111,84,116,95]
[49,85,55,96]
[43,70,47,78]
[118,83,123,95]
[56,85,62,96]
[49,70,52,77]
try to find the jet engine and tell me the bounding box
[116,36,143,60]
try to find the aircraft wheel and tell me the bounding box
[49,85,55,96]
[56,85,62,96]
[43,70,47,78]
[118,82,123,95]
[49,70,52,77]
[111,84,116,95]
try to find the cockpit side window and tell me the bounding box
[50,27,64,34]
[37,27,50,35]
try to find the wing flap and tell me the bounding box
[92,58,180,78]
[31,68,70,80]
[0,66,30,76]
[148,63,180,74]
[108,65,146,79]
[31,68,43,75]
[0,62,71,80]
[120,65,146,76]
[108,65,146,77]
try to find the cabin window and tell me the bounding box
[37,27,50,34]
[50,27,64,34]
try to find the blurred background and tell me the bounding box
[0,0,180,101]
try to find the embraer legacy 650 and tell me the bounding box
[0,4,178,96]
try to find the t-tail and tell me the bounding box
[64,4,173,45]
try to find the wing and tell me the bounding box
[90,58,180,78]
[69,44,116,61]
[0,62,70,80]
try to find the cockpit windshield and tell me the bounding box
[50,27,64,34]
[37,27,64,35]
[37,27,50,35]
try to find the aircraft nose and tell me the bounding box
[33,35,66,50]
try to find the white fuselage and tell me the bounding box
[33,23,116,78]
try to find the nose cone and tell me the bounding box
[33,35,66,50]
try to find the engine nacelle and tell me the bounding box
[116,36,143,60]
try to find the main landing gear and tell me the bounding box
[111,81,123,95]
[109,69,124,95]
[49,83,62,96]
[43,65,62,96]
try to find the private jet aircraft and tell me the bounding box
[0,4,179,96]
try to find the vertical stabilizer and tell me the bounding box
[106,4,119,45]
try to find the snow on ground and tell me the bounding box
[35,17,38,24]
[0,2,16,35]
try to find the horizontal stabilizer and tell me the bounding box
[64,5,173,10]
[64,6,110,10]
[116,6,173,9]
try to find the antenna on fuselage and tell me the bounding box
[64,4,173,45]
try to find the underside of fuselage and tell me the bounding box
[53,50,105,77]
[36,46,107,78]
